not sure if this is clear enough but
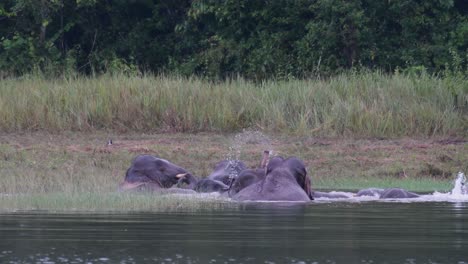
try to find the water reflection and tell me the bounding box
[1,202,468,264]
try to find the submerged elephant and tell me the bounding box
[229,168,265,196]
[355,187,419,199]
[120,155,197,193]
[229,151,275,196]
[179,159,248,194]
[153,158,247,194]
[313,191,351,199]
[232,156,313,202]
[207,160,247,185]
[356,188,385,197]
[193,178,230,193]
[379,188,419,199]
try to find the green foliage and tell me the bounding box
[0,0,467,78]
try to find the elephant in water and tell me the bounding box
[193,178,230,193]
[356,188,385,197]
[313,191,351,199]
[232,156,313,202]
[173,159,248,194]
[379,188,419,199]
[120,155,197,194]
[229,168,265,196]
[206,160,248,185]
[229,150,271,196]
[355,187,419,199]
[177,159,247,194]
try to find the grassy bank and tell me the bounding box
[0,192,234,212]
[0,72,466,137]
[0,133,465,211]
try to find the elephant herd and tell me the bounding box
[119,152,420,201]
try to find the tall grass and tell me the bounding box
[0,71,466,136]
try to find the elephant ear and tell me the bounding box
[284,157,311,200]
[294,167,312,200]
[303,173,313,200]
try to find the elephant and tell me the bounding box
[228,150,271,196]
[232,156,313,202]
[170,159,247,194]
[356,188,385,197]
[193,178,230,193]
[229,168,266,196]
[173,159,247,194]
[207,160,247,185]
[313,191,351,199]
[379,188,419,199]
[120,155,197,193]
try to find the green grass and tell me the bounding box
[314,176,452,193]
[0,192,234,213]
[0,71,466,137]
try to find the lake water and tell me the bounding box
[1,200,468,264]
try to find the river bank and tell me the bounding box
[1,132,465,207]
[2,132,464,191]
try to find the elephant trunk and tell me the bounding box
[260,150,270,169]
[304,176,313,200]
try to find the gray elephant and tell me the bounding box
[379,188,419,199]
[173,159,247,194]
[207,160,247,185]
[193,178,230,193]
[356,188,385,197]
[229,150,271,196]
[169,159,248,194]
[229,168,265,196]
[232,156,313,202]
[120,155,197,193]
[313,191,351,199]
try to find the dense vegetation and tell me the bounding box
[1,1,467,136]
[0,72,466,136]
[1,0,467,78]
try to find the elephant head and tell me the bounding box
[120,155,197,191]
[194,178,230,193]
[229,168,266,196]
[232,156,313,202]
[228,150,273,196]
[168,159,248,194]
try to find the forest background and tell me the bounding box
[1,0,467,79]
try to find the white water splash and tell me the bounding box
[225,130,272,179]
[314,172,468,203]
[451,171,466,196]
[226,130,272,158]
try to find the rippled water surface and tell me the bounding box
[1,202,468,264]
